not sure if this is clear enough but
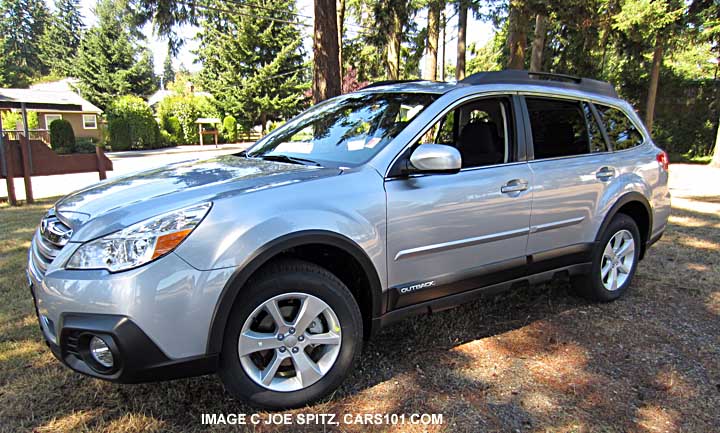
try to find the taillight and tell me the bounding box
[656,150,669,171]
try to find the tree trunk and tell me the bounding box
[337,0,345,77]
[507,0,529,70]
[456,0,467,80]
[440,10,446,81]
[712,116,720,167]
[386,9,402,80]
[644,34,663,133]
[529,13,546,73]
[424,0,441,80]
[313,0,341,104]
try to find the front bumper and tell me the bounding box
[38,310,218,383]
[28,242,235,382]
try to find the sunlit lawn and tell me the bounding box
[1,165,719,432]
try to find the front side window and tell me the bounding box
[526,97,590,159]
[83,114,97,129]
[247,92,438,167]
[417,97,513,168]
[595,104,644,151]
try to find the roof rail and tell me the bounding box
[363,79,427,89]
[460,70,618,98]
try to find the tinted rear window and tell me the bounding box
[526,97,589,159]
[595,104,644,150]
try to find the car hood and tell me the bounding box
[55,155,341,241]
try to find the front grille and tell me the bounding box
[30,215,72,278]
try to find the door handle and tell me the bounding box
[596,166,616,181]
[501,179,529,194]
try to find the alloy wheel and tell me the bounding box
[237,292,342,392]
[600,229,635,291]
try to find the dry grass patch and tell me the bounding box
[1,165,719,432]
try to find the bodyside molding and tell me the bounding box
[378,263,592,328]
[388,243,594,311]
[394,227,530,261]
[530,216,585,234]
[205,230,384,355]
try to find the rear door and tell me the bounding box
[385,95,533,309]
[521,95,613,265]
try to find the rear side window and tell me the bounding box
[526,97,589,159]
[595,104,644,150]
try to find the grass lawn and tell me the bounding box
[1,164,719,432]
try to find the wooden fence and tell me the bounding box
[1,133,112,206]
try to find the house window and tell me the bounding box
[45,114,62,128]
[83,114,97,129]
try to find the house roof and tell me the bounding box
[0,79,102,113]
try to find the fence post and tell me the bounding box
[96,145,107,180]
[3,137,17,206]
[18,134,34,204]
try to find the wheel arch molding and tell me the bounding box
[595,192,653,259]
[205,230,384,355]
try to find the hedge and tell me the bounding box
[106,95,160,150]
[108,117,132,151]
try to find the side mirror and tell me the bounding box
[408,144,462,174]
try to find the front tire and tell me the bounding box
[218,259,363,409]
[573,213,641,301]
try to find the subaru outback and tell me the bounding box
[28,70,670,409]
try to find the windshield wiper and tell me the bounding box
[257,154,321,166]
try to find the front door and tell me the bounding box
[385,96,532,308]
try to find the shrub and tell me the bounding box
[157,93,219,144]
[108,117,132,151]
[222,115,237,143]
[106,95,160,150]
[162,115,182,145]
[49,119,75,152]
[74,137,98,153]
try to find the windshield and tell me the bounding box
[246,92,438,167]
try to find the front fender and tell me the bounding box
[203,229,385,354]
[174,168,386,275]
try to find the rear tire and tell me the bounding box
[573,213,641,301]
[218,259,363,409]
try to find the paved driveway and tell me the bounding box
[1,143,251,202]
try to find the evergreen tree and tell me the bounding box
[38,0,84,76]
[73,0,156,110]
[196,0,308,131]
[162,44,175,89]
[369,0,418,80]
[0,0,50,86]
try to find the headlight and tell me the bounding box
[66,202,211,272]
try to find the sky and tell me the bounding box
[59,0,496,78]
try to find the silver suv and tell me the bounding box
[28,70,670,409]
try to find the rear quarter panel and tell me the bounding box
[593,141,670,242]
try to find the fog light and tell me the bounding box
[89,336,114,368]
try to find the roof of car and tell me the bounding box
[361,70,619,99]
